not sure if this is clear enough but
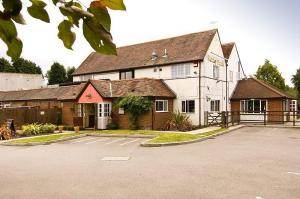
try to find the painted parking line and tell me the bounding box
[104,138,126,145]
[120,138,141,146]
[256,197,264,199]
[71,137,96,144]
[85,138,110,145]
[287,172,300,176]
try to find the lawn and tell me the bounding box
[7,132,83,144]
[5,128,227,145]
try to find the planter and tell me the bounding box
[58,126,64,133]
[74,126,80,133]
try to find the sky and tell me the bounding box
[0,0,299,85]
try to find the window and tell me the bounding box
[290,100,297,111]
[104,103,110,117]
[98,104,102,117]
[171,64,191,78]
[229,71,233,82]
[182,100,195,113]
[76,104,82,117]
[213,65,219,79]
[120,70,134,80]
[240,100,267,113]
[283,100,290,112]
[155,100,168,112]
[210,100,220,112]
[236,72,240,81]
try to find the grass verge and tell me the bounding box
[7,132,83,144]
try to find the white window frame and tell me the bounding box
[104,103,110,117]
[210,100,220,112]
[290,100,297,111]
[240,99,267,114]
[181,100,195,113]
[236,72,240,81]
[171,64,191,78]
[155,100,168,112]
[213,65,219,79]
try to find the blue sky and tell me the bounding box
[0,0,299,85]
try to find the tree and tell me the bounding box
[66,67,76,82]
[292,68,300,98]
[0,57,15,72]
[13,58,42,74]
[116,95,152,130]
[255,59,286,90]
[47,62,67,85]
[0,0,126,61]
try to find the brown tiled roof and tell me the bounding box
[73,29,218,76]
[0,83,86,102]
[221,42,235,59]
[90,78,176,98]
[231,78,296,100]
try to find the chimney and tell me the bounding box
[151,50,158,61]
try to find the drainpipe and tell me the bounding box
[199,61,202,128]
[109,80,113,97]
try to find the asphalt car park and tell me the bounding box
[0,127,299,199]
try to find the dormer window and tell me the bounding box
[120,70,135,80]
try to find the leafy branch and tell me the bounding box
[0,0,126,61]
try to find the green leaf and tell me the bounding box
[27,0,50,23]
[83,18,116,55]
[0,18,17,42]
[98,0,126,10]
[2,0,22,17]
[59,6,81,27]
[58,20,76,50]
[12,13,26,25]
[7,37,23,61]
[89,5,111,32]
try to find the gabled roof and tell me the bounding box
[90,78,176,98]
[231,77,296,100]
[73,29,218,76]
[0,83,86,102]
[221,42,235,59]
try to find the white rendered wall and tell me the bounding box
[0,73,44,91]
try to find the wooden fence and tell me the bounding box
[0,107,62,129]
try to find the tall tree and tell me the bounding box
[13,58,42,74]
[0,0,126,61]
[66,67,76,83]
[0,57,15,72]
[47,62,67,85]
[292,68,300,98]
[255,59,286,90]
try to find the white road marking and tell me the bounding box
[102,156,130,161]
[85,138,110,145]
[287,172,300,176]
[120,138,141,146]
[105,138,126,145]
[256,196,264,199]
[71,138,95,144]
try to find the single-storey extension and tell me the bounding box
[230,77,297,123]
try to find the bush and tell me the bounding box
[165,111,193,131]
[21,123,57,136]
[106,122,119,130]
[0,125,12,140]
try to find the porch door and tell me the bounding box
[97,102,111,129]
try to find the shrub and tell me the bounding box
[0,125,12,140]
[116,95,152,130]
[106,122,119,130]
[165,111,193,131]
[21,123,57,136]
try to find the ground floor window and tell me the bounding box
[283,100,289,112]
[240,99,267,113]
[290,100,297,111]
[155,100,168,112]
[76,104,82,117]
[210,100,220,112]
[98,103,111,117]
[182,100,195,113]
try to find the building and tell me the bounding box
[230,77,297,123]
[72,29,242,126]
[0,79,175,130]
[0,72,44,91]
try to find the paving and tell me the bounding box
[0,127,300,199]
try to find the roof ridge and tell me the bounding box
[116,29,218,49]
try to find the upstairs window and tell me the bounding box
[213,65,219,79]
[236,72,240,81]
[171,64,191,78]
[182,100,195,113]
[120,70,134,80]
